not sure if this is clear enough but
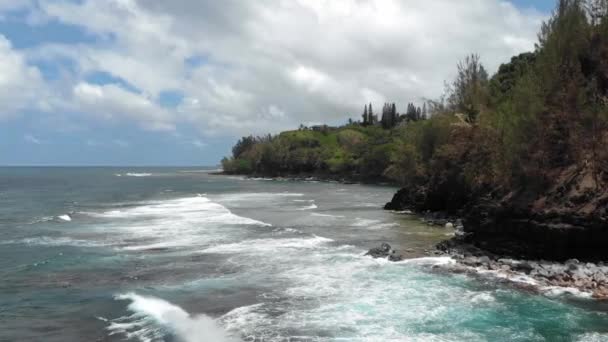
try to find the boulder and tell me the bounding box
[365,243,403,261]
[389,249,404,262]
[365,243,392,258]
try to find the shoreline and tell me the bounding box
[212,171,396,186]
[433,237,608,300]
[216,171,608,300]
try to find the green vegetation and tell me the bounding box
[223,0,608,209]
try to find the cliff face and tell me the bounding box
[385,160,608,261]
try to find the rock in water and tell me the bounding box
[389,249,403,262]
[365,243,392,258]
[445,222,454,229]
[365,243,403,261]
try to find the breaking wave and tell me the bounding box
[202,235,333,254]
[0,236,105,248]
[108,293,238,342]
[115,173,153,177]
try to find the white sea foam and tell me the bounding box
[28,216,55,224]
[216,192,304,202]
[297,203,317,210]
[57,214,72,222]
[398,256,456,266]
[450,261,597,300]
[352,218,381,227]
[81,196,271,251]
[310,213,345,219]
[125,173,153,177]
[576,333,608,342]
[109,293,238,342]
[87,196,269,227]
[540,286,593,299]
[202,235,333,254]
[470,292,495,304]
[1,236,104,248]
[368,222,399,230]
[475,268,539,286]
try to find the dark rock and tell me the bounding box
[365,243,392,258]
[389,250,403,262]
[478,256,491,266]
[514,261,534,274]
[365,243,403,262]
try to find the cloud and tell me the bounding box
[86,139,130,147]
[0,35,47,118]
[24,134,42,144]
[191,139,207,148]
[112,139,130,147]
[3,0,547,137]
[72,82,174,131]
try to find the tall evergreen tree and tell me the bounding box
[448,54,490,122]
[422,103,427,120]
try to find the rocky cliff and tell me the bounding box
[386,161,608,261]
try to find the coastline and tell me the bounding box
[215,171,608,300]
[212,171,395,186]
[434,237,608,300]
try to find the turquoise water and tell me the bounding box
[1,167,608,341]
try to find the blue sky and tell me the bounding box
[0,0,554,166]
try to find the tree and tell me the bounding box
[422,103,428,120]
[368,103,375,125]
[448,54,490,122]
[362,105,369,125]
[232,136,256,159]
[391,103,397,126]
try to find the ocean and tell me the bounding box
[1,167,608,341]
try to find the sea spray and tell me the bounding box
[111,293,239,342]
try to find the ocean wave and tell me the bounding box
[57,214,72,222]
[450,262,595,300]
[126,173,152,177]
[202,235,333,254]
[297,203,317,210]
[540,286,593,299]
[352,218,380,227]
[216,192,305,202]
[1,236,104,248]
[576,333,608,342]
[28,216,55,224]
[115,173,153,177]
[397,256,456,267]
[84,196,270,227]
[310,213,345,219]
[368,222,399,230]
[109,293,238,342]
[82,196,271,251]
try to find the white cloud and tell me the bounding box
[3,0,547,137]
[113,139,129,147]
[86,139,130,147]
[24,134,42,144]
[0,35,47,118]
[72,82,174,131]
[191,139,206,148]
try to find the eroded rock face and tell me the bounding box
[365,243,403,261]
[385,162,608,261]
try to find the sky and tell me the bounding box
[0,0,555,166]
